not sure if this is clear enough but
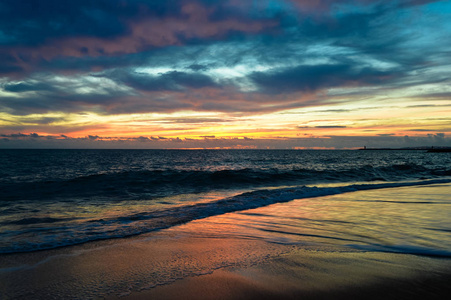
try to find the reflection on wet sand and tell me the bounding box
[1,183,450,299]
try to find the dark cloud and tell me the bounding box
[0,0,281,47]
[188,64,210,71]
[0,0,276,77]
[0,91,125,116]
[410,92,451,100]
[287,0,442,13]
[106,95,193,115]
[250,63,400,94]
[135,136,150,142]
[406,104,450,108]
[119,71,218,91]
[3,82,55,93]
[0,53,23,73]
[0,133,28,138]
[0,0,170,47]
[0,132,41,138]
[0,0,444,76]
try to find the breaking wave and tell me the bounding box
[1,163,450,201]
[1,178,449,254]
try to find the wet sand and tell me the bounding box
[1,183,450,299]
[119,251,451,300]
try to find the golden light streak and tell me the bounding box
[1,98,449,142]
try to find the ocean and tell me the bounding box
[0,149,450,255]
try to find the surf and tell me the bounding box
[1,178,449,254]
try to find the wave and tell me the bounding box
[1,178,449,254]
[348,244,451,258]
[1,217,79,226]
[1,163,449,201]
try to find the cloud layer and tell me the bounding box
[1,0,450,148]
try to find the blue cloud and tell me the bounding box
[0,0,449,117]
[250,63,401,94]
[118,70,219,91]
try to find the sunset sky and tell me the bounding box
[0,0,450,149]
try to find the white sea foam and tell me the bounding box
[1,178,449,254]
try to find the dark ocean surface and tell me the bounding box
[0,149,450,254]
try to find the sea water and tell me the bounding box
[0,149,450,254]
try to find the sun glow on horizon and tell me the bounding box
[2,97,448,148]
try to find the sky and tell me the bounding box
[0,0,450,149]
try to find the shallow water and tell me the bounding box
[0,149,450,253]
[175,183,451,257]
[0,183,450,299]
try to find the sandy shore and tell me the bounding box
[116,249,451,300]
[3,238,450,299]
[1,183,450,299]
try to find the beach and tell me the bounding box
[122,252,451,300]
[1,182,450,299]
